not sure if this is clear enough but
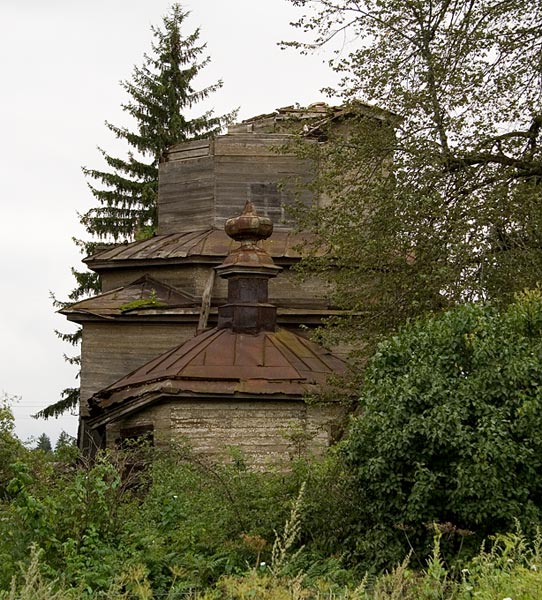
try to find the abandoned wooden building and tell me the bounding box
[62,103,387,465]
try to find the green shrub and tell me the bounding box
[342,291,542,569]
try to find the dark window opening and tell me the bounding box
[118,424,154,446]
[116,424,154,490]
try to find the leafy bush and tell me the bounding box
[0,442,310,595]
[0,394,26,499]
[6,291,542,594]
[342,291,542,568]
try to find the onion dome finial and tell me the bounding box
[224,200,273,243]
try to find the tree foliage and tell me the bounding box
[341,291,542,568]
[81,3,233,244]
[286,0,542,345]
[0,394,25,499]
[35,434,52,454]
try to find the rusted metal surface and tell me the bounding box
[90,327,346,415]
[61,275,197,319]
[85,228,321,268]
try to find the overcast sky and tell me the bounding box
[0,0,340,444]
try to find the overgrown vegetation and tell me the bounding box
[5,294,542,597]
[20,2,542,597]
[342,289,542,570]
[2,441,542,599]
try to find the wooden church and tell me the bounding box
[62,103,386,466]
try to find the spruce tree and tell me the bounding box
[81,3,232,243]
[37,4,233,419]
[35,433,53,453]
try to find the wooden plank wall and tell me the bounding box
[99,264,331,309]
[213,134,314,229]
[79,322,197,416]
[157,133,315,235]
[105,403,170,447]
[100,265,213,295]
[158,139,214,235]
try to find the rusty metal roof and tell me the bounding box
[62,275,197,319]
[90,327,346,416]
[85,228,320,269]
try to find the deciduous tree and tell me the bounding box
[342,291,542,568]
[286,0,542,346]
[0,393,25,498]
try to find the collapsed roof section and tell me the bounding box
[229,101,394,138]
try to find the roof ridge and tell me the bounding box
[100,328,223,394]
[264,330,309,379]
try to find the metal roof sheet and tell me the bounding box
[85,229,320,268]
[90,327,346,414]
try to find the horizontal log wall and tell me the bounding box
[105,403,170,447]
[158,153,214,235]
[213,155,313,229]
[80,322,197,416]
[100,265,212,296]
[157,133,315,235]
[99,264,331,308]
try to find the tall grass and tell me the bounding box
[4,524,542,599]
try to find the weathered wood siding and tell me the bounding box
[157,133,315,235]
[100,265,213,296]
[212,134,314,230]
[99,265,331,308]
[105,399,344,468]
[105,403,171,446]
[80,323,197,416]
[158,139,214,234]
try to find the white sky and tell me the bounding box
[0,0,339,444]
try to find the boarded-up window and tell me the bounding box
[250,183,286,223]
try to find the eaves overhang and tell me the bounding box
[86,387,321,430]
[88,327,347,427]
[84,229,323,272]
